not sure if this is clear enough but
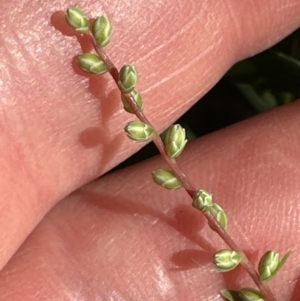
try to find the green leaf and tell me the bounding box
[226,49,300,112]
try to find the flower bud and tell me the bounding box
[92,15,112,48]
[213,249,242,272]
[66,6,90,34]
[192,189,213,212]
[152,169,182,189]
[258,250,279,282]
[164,124,188,159]
[220,289,243,301]
[209,203,228,230]
[239,288,264,301]
[121,90,144,114]
[77,53,109,74]
[124,121,154,142]
[118,65,138,93]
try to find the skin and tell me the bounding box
[0,0,300,300]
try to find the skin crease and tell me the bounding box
[0,0,300,299]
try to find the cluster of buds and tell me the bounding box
[66,7,146,139]
[126,121,188,189]
[64,6,291,301]
[119,65,150,140]
[192,189,228,230]
[220,249,291,301]
[65,6,188,189]
[66,7,112,75]
[150,124,187,189]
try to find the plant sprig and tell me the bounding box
[63,6,291,301]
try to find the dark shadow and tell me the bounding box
[51,10,93,52]
[79,127,103,148]
[76,85,123,173]
[51,11,122,174]
[77,188,217,270]
[170,249,211,271]
[218,264,245,290]
[51,11,76,36]
[78,181,263,285]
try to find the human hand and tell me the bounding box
[0,0,300,300]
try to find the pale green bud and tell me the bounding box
[209,203,228,230]
[66,6,90,34]
[92,15,112,48]
[258,250,291,282]
[121,90,144,114]
[192,189,213,212]
[239,288,264,301]
[220,289,243,301]
[152,169,182,189]
[164,124,188,159]
[213,249,242,272]
[258,251,279,282]
[124,121,154,142]
[77,53,109,74]
[118,65,138,93]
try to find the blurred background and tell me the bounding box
[111,28,300,172]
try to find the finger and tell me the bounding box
[0,100,299,300]
[0,0,300,269]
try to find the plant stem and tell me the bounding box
[88,32,277,301]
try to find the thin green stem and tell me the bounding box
[88,32,276,301]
